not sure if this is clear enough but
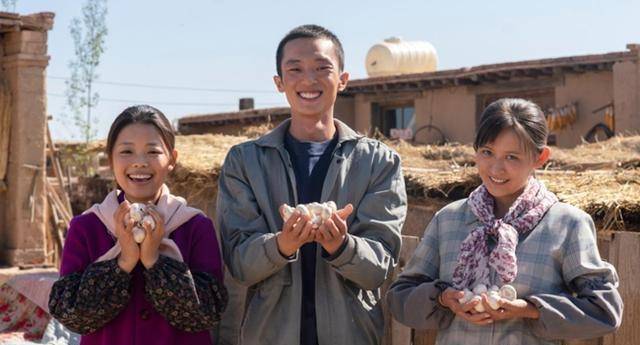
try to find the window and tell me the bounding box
[371,103,415,139]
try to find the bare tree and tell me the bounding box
[0,0,16,12]
[65,0,108,143]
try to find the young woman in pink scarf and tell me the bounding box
[48,105,227,345]
[387,98,623,345]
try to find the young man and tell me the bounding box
[216,25,407,345]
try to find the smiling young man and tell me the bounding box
[216,25,408,345]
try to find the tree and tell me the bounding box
[65,0,108,143]
[0,0,17,12]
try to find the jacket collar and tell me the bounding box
[463,199,480,225]
[255,117,362,148]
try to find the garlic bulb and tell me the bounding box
[128,203,156,243]
[471,296,485,312]
[458,288,474,304]
[472,284,487,295]
[129,203,145,222]
[142,215,156,229]
[282,204,295,220]
[486,291,501,310]
[281,202,338,225]
[296,204,311,217]
[499,285,517,301]
[463,284,517,311]
[132,226,146,243]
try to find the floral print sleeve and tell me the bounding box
[48,258,132,334]
[143,255,228,332]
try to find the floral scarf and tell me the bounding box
[452,177,558,289]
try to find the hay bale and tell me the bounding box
[404,167,481,200]
[59,133,640,231]
[388,135,640,172]
[539,170,640,231]
[403,167,640,231]
[547,136,640,170]
[168,134,250,215]
[385,140,475,169]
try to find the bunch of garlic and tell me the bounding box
[458,284,517,312]
[128,203,156,243]
[281,201,338,225]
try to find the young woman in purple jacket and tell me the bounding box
[48,105,227,345]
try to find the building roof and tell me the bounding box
[178,106,290,127]
[342,45,640,96]
[0,12,54,32]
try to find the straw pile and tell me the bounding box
[547,136,640,170]
[168,134,250,209]
[404,166,640,231]
[385,135,640,171]
[539,170,640,231]
[168,134,640,231]
[390,140,475,169]
[57,133,640,231]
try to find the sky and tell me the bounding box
[12,0,640,141]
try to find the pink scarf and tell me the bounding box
[85,184,202,263]
[452,177,558,289]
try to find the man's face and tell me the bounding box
[274,37,349,119]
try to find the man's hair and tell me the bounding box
[275,24,344,77]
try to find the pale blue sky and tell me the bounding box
[14,0,640,140]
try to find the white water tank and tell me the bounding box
[365,37,438,77]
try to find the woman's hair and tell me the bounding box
[474,98,548,155]
[106,104,175,158]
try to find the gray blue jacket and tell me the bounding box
[387,198,623,345]
[216,119,407,345]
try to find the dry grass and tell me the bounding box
[57,133,640,230]
[547,135,640,170]
[539,169,640,231]
[387,135,640,171]
[405,167,640,231]
[387,140,475,169]
[170,134,640,230]
[168,134,250,207]
[174,134,249,173]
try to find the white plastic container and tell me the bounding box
[365,37,438,77]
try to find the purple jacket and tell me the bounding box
[59,211,224,345]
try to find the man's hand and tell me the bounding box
[276,205,316,257]
[316,204,353,255]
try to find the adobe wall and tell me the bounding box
[554,71,614,147]
[0,13,54,266]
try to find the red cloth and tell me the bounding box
[0,284,50,341]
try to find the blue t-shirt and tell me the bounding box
[284,130,338,345]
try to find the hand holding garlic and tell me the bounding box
[114,201,140,273]
[276,203,321,257]
[281,201,338,225]
[138,206,165,269]
[127,203,157,243]
[457,284,518,313]
[278,202,352,256]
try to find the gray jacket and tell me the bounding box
[216,119,407,345]
[387,199,623,345]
